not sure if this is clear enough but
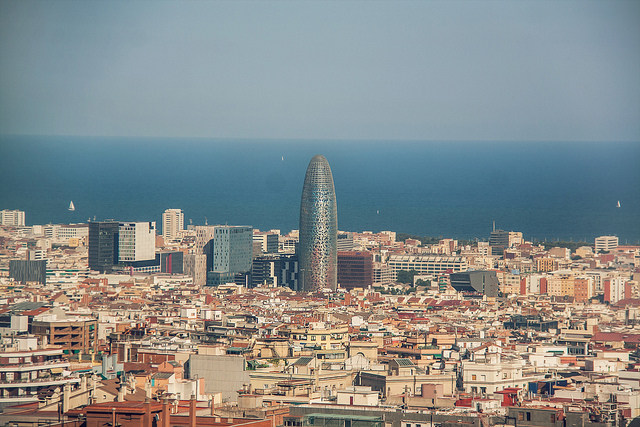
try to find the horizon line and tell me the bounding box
[1,133,638,144]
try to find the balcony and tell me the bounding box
[0,376,80,388]
[0,360,69,373]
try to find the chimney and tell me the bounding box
[145,379,152,398]
[210,396,216,416]
[62,383,71,413]
[144,398,152,427]
[116,374,125,402]
[162,396,171,427]
[189,394,197,427]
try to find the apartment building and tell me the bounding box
[31,316,98,354]
[0,209,26,227]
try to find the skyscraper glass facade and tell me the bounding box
[299,155,338,291]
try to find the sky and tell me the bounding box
[0,1,639,142]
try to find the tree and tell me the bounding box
[397,270,418,284]
[415,279,432,288]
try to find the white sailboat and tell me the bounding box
[68,201,75,211]
[617,201,621,208]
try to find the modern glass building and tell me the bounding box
[88,221,119,273]
[299,155,338,292]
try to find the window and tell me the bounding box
[472,375,476,380]
[551,414,555,424]
[526,412,531,421]
[518,412,524,421]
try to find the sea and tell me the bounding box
[1,135,639,244]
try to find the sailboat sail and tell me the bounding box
[617,201,621,208]
[68,201,75,211]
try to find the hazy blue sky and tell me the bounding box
[1,1,638,141]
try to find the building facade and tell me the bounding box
[337,251,373,290]
[160,251,184,274]
[253,231,279,254]
[31,317,98,354]
[0,209,25,227]
[0,337,79,410]
[388,255,468,277]
[450,270,499,297]
[43,223,89,245]
[184,253,207,286]
[489,229,509,256]
[9,260,47,285]
[162,208,184,242]
[195,225,253,286]
[251,253,298,289]
[595,235,619,253]
[118,221,156,262]
[88,221,120,273]
[298,155,338,292]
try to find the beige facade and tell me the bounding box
[286,325,349,351]
[462,356,532,396]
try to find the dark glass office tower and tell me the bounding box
[88,221,119,273]
[299,155,338,291]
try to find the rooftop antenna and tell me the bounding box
[189,219,193,225]
[493,221,495,231]
[204,217,208,226]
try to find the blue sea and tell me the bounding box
[0,135,639,244]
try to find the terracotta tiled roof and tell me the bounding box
[591,332,640,343]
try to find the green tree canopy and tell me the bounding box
[397,269,418,284]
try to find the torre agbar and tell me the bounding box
[299,155,338,292]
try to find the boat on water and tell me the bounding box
[617,201,621,208]
[68,201,75,211]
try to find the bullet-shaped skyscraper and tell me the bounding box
[299,155,338,291]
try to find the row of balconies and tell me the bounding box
[0,360,69,372]
[0,375,79,387]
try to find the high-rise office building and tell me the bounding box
[251,253,299,289]
[88,221,120,273]
[162,209,184,242]
[253,231,279,254]
[88,221,156,272]
[489,229,510,256]
[337,251,373,290]
[195,225,253,286]
[298,155,338,292]
[118,222,156,262]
